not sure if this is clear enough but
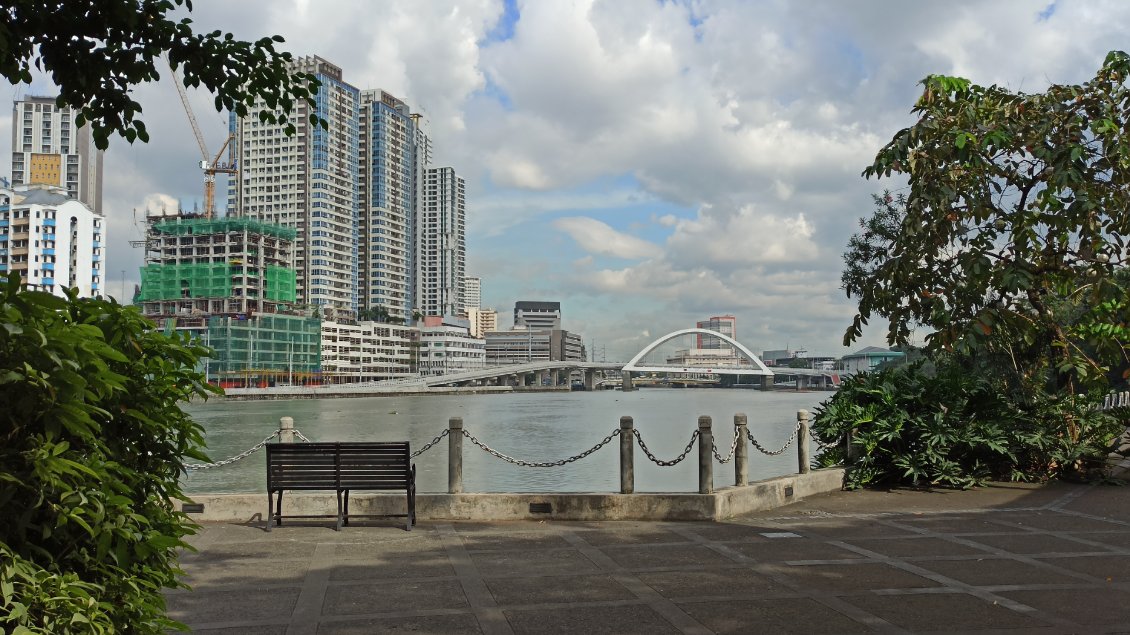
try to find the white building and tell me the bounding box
[462,276,481,313]
[418,167,465,318]
[229,56,359,315]
[514,300,561,330]
[416,324,485,376]
[467,306,498,338]
[0,185,104,297]
[320,320,415,382]
[11,96,103,215]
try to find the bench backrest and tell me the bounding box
[266,442,412,491]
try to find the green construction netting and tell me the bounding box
[264,266,297,302]
[150,217,297,241]
[138,263,232,301]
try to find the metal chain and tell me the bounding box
[184,431,280,471]
[712,426,740,464]
[811,432,840,451]
[462,428,620,467]
[634,429,700,466]
[746,421,802,456]
[293,429,311,442]
[411,429,450,458]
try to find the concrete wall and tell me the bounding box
[180,468,846,524]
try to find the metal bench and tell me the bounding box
[265,441,416,531]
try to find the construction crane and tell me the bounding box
[167,57,237,218]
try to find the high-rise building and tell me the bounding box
[0,184,104,297]
[514,300,561,330]
[228,56,360,316]
[10,96,103,214]
[696,315,737,349]
[358,90,428,320]
[463,276,481,312]
[419,167,465,317]
[467,306,497,338]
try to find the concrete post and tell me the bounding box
[621,370,635,392]
[279,416,296,443]
[551,369,560,386]
[797,410,811,474]
[761,375,774,391]
[620,416,634,494]
[734,413,748,486]
[698,415,713,495]
[585,370,596,391]
[448,417,464,494]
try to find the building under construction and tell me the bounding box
[137,211,321,385]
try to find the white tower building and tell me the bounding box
[0,185,105,297]
[419,167,465,317]
[11,96,103,215]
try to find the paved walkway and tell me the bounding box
[170,478,1130,634]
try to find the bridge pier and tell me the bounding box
[537,370,548,386]
[796,375,807,392]
[551,369,560,386]
[760,375,774,391]
[584,370,595,391]
[621,370,635,392]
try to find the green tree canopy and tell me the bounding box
[846,51,1130,394]
[1,0,321,148]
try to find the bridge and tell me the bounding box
[372,328,839,391]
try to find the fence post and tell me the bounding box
[279,416,295,443]
[448,417,464,494]
[797,410,811,474]
[735,413,749,486]
[698,415,713,494]
[620,416,634,494]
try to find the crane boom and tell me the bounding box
[167,59,210,164]
[166,55,236,219]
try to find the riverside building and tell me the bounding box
[0,184,104,297]
[10,96,103,215]
[418,167,466,318]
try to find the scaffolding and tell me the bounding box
[264,265,297,302]
[149,217,297,241]
[191,313,323,386]
[138,262,232,301]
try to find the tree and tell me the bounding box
[1,0,321,148]
[846,51,1130,397]
[0,275,216,632]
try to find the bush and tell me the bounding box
[0,274,217,633]
[812,357,1125,489]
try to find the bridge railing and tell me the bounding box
[192,411,833,494]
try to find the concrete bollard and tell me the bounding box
[698,415,713,495]
[797,410,811,474]
[734,413,748,486]
[620,416,634,494]
[448,417,463,494]
[279,416,296,443]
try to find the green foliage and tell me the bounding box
[1,0,323,148]
[0,273,218,632]
[813,359,1125,489]
[848,51,1130,397]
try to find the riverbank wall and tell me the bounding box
[179,467,845,523]
[222,384,571,400]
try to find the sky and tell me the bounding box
[3,0,1129,361]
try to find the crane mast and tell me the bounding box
[167,57,237,218]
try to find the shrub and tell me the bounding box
[0,274,217,633]
[813,357,1125,489]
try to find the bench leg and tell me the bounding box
[335,490,343,531]
[276,490,284,527]
[266,490,274,532]
[343,489,350,527]
[407,464,417,531]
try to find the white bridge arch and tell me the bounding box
[622,328,774,376]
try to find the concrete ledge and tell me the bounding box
[181,468,846,523]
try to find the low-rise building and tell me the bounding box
[416,324,485,376]
[840,346,905,374]
[484,327,586,365]
[0,184,104,297]
[320,320,415,382]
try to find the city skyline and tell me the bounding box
[0,1,1124,360]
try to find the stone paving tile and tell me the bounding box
[772,518,918,539]
[1033,554,1130,582]
[503,603,680,634]
[322,579,468,615]
[764,562,941,591]
[844,536,991,558]
[999,587,1130,625]
[600,543,737,570]
[988,511,1127,532]
[637,568,787,599]
[1064,530,1130,550]
[193,626,289,635]
[469,547,601,577]
[677,597,871,634]
[571,524,692,545]
[844,591,1051,631]
[327,537,445,558]
[180,539,321,562]
[889,515,1030,535]
[166,586,301,625]
[961,532,1119,555]
[458,530,573,551]
[910,557,1072,587]
[675,522,780,542]
[483,573,636,606]
[328,554,456,581]
[316,612,482,634]
[179,555,311,587]
[729,538,865,562]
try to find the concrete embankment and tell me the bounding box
[221,384,572,400]
[180,467,845,523]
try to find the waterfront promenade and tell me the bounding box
[169,473,1130,633]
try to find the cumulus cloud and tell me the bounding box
[553,216,662,260]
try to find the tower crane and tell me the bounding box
[167,57,237,218]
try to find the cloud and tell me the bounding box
[552,216,662,259]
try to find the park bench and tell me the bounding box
[265,441,416,531]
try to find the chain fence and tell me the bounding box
[184,431,283,471]
[411,429,450,458]
[711,427,740,464]
[746,421,802,456]
[634,429,700,466]
[461,428,621,467]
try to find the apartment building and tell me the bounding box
[11,96,103,215]
[696,315,737,349]
[418,167,465,317]
[319,320,415,382]
[467,306,498,338]
[416,324,485,376]
[463,276,481,312]
[0,184,104,297]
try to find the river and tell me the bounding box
[181,388,828,495]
